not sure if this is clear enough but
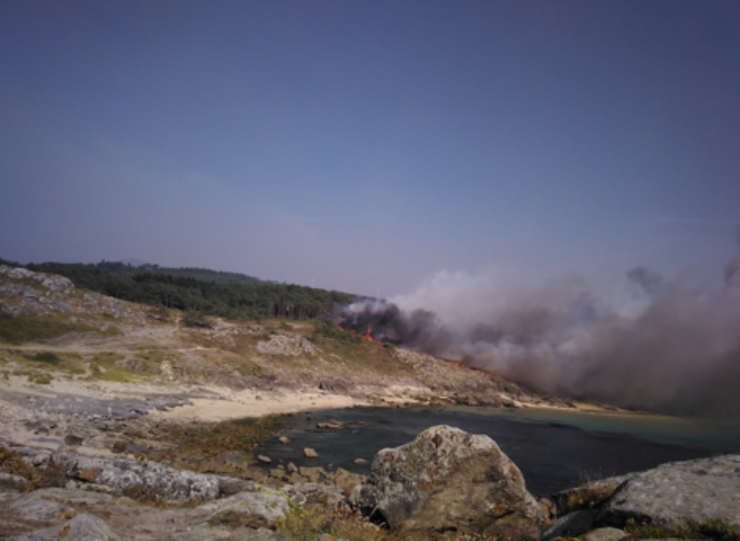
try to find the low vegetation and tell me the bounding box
[312,319,363,344]
[0,445,68,491]
[278,504,481,541]
[560,481,618,514]
[0,311,95,344]
[133,416,289,467]
[3,350,86,377]
[625,517,740,540]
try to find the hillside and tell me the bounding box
[0,265,699,541]
[28,260,266,284]
[5,259,355,321]
[0,264,568,409]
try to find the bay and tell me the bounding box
[260,405,740,497]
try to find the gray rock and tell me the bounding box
[55,450,221,503]
[16,512,122,541]
[541,509,599,541]
[318,379,350,393]
[217,476,256,496]
[0,472,29,490]
[198,490,290,526]
[64,434,83,446]
[584,527,628,541]
[316,420,345,430]
[245,530,289,541]
[26,421,55,436]
[597,454,740,531]
[35,488,116,506]
[0,490,74,524]
[31,453,51,467]
[282,482,344,507]
[352,425,545,538]
[257,454,272,464]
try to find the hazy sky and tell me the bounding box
[1,1,739,296]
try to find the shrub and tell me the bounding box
[0,313,94,344]
[626,517,740,540]
[182,310,213,328]
[26,352,60,365]
[561,482,617,514]
[0,445,35,483]
[312,319,361,344]
[149,305,170,322]
[0,445,68,490]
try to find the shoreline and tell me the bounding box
[0,368,660,429]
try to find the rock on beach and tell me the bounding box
[352,425,546,538]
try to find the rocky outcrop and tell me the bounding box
[0,266,74,293]
[598,454,740,531]
[541,508,600,540]
[0,264,146,322]
[547,454,740,539]
[257,334,316,356]
[15,512,123,541]
[351,425,546,538]
[1,486,291,541]
[53,450,222,503]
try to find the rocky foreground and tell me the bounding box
[2,266,737,539]
[2,425,739,540]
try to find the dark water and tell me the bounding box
[260,406,740,497]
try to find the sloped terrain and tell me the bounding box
[0,264,564,409]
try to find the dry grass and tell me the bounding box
[90,351,158,382]
[0,445,69,491]
[558,481,618,515]
[23,351,85,374]
[279,503,506,541]
[132,415,288,468]
[625,517,740,540]
[0,312,96,344]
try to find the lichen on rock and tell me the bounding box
[351,425,545,538]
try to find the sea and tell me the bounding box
[259,405,740,497]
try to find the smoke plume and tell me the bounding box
[337,258,740,420]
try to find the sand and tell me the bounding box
[159,391,366,422]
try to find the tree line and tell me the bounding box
[22,261,354,321]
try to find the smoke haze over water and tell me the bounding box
[338,258,740,421]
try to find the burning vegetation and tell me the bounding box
[334,234,740,420]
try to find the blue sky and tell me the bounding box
[1,1,739,296]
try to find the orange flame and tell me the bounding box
[337,323,379,343]
[442,359,481,372]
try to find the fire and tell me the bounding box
[442,358,482,372]
[337,324,380,343]
[336,323,480,373]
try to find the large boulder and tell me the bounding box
[597,454,740,533]
[351,425,545,538]
[54,450,221,504]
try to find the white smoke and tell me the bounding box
[343,261,740,420]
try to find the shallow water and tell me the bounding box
[483,407,740,452]
[260,405,739,497]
